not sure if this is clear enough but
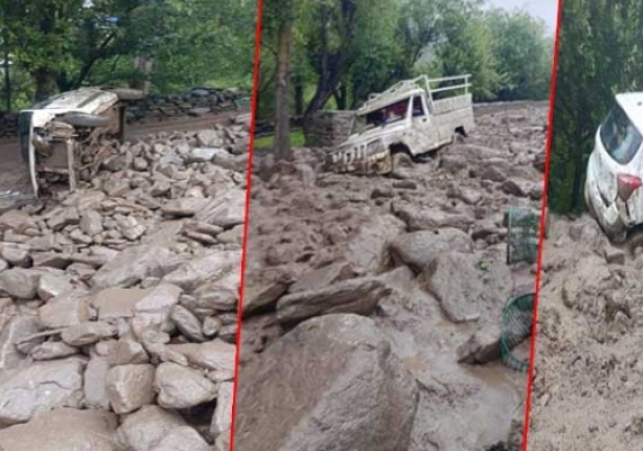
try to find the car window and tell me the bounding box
[365,99,409,128]
[600,104,643,164]
[412,96,425,117]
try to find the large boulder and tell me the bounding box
[234,314,418,451]
[390,229,474,273]
[276,277,390,326]
[0,408,117,451]
[418,253,490,323]
[0,358,85,426]
[90,245,179,290]
[345,214,405,274]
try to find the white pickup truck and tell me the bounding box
[18,87,144,197]
[327,74,475,174]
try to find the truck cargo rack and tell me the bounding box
[358,74,471,115]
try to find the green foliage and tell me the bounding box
[257,0,555,122]
[548,0,643,213]
[1,0,256,109]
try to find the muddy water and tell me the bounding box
[375,268,528,451]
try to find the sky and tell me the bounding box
[485,0,559,35]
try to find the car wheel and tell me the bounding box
[57,113,110,128]
[391,151,414,170]
[108,88,146,101]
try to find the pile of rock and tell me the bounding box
[0,112,18,139]
[235,102,547,451]
[302,110,356,148]
[0,115,250,450]
[126,87,248,124]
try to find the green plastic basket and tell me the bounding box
[500,292,535,372]
[506,207,540,265]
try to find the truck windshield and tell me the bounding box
[354,98,410,134]
[600,104,642,165]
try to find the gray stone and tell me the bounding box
[0,408,117,451]
[276,277,390,326]
[211,381,234,436]
[345,214,405,273]
[0,268,42,299]
[91,245,178,289]
[47,207,80,231]
[115,214,147,241]
[84,357,111,410]
[167,340,235,373]
[30,341,78,361]
[390,228,474,273]
[92,287,153,320]
[108,339,149,365]
[150,426,212,451]
[37,273,76,301]
[234,314,418,451]
[162,198,209,217]
[0,358,85,425]
[418,253,489,323]
[61,321,117,347]
[106,364,156,414]
[38,291,91,329]
[393,203,474,232]
[170,305,205,342]
[163,250,241,293]
[290,262,356,294]
[0,210,37,234]
[115,405,187,451]
[1,243,31,267]
[196,129,224,147]
[186,147,219,163]
[80,210,104,236]
[456,323,502,364]
[154,362,217,409]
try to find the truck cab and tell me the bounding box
[327,75,475,175]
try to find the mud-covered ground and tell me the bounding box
[528,214,643,451]
[236,101,549,451]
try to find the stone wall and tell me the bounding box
[0,112,18,139]
[0,87,248,139]
[303,110,356,148]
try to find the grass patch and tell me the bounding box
[254,129,306,148]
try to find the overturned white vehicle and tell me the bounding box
[18,87,144,197]
[585,93,643,242]
[327,74,475,174]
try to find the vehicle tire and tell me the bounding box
[391,151,414,170]
[607,227,628,244]
[58,113,110,128]
[108,88,145,101]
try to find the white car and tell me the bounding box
[327,75,475,175]
[18,87,144,197]
[585,93,643,242]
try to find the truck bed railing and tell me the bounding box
[361,74,471,114]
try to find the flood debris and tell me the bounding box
[0,113,249,448]
[236,102,547,451]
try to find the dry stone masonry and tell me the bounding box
[0,112,249,450]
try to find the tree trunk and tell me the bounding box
[294,75,304,117]
[131,54,153,95]
[334,84,347,110]
[34,68,57,102]
[274,16,293,161]
[3,32,10,111]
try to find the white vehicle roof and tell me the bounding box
[22,88,117,114]
[615,93,643,133]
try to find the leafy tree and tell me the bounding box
[548,0,643,213]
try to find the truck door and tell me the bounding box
[411,95,438,152]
